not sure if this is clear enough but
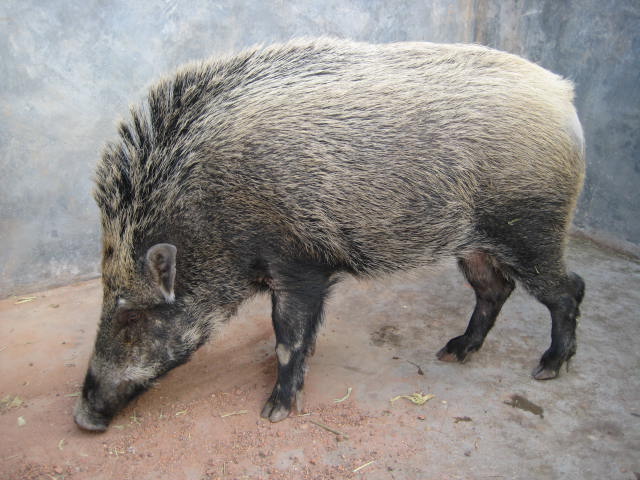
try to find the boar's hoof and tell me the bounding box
[532,364,559,380]
[436,336,478,363]
[260,400,290,423]
[532,348,570,380]
[436,348,462,363]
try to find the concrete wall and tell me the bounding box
[1,0,638,296]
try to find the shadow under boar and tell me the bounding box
[74,38,586,431]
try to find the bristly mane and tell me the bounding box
[93,59,239,250]
[92,43,272,238]
[92,39,350,242]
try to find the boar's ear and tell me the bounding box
[145,243,177,303]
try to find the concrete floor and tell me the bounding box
[1,237,639,479]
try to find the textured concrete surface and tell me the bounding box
[1,237,638,479]
[1,0,639,296]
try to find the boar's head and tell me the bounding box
[74,80,242,431]
[73,241,203,431]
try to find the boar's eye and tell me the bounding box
[114,309,148,344]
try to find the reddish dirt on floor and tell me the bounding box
[1,279,443,480]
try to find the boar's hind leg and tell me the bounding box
[261,262,333,423]
[492,217,584,380]
[524,267,585,380]
[437,251,515,363]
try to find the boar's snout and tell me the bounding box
[73,366,147,432]
[73,399,110,432]
[73,368,114,432]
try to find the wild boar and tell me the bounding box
[74,38,585,431]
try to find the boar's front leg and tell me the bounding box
[261,261,333,422]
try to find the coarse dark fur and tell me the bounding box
[74,38,585,431]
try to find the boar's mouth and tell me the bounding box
[73,385,148,432]
[73,400,111,432]
[73,369,149,432]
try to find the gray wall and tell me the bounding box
[1,0,638,296]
